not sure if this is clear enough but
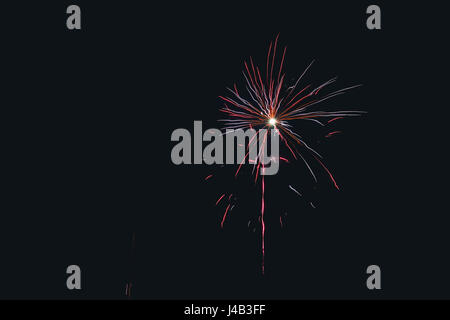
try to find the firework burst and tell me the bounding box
[209,35,364,274]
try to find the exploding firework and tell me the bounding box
[208,35,364,274]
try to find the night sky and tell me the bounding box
[2,1,447,299]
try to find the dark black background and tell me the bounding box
[1,1,447,299]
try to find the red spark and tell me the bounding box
[216,194,226,206]
[220,204,231,229]
[325,130,342,138]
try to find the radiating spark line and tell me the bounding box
[328,116,344,123]
[216,194,226,206]
[289,185,302,197]
[221,204,231,229]
[313,154,340,190]
[325,131,342,138]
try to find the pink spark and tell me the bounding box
[325,131,342,138]
[328,117,344,123]
[261,172,265,274]
[221,204,231,229]
[216,194,225,206]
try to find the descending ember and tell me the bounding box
[212,35,363,274]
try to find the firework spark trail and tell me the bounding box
[325,130,342,138]
[328,117,344,123]
[216,194,226,206]
[221,204,231,229]
[214,35,363,274]
[261,166,265,274]
[125,231,135,298]
[289,185,302,197]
